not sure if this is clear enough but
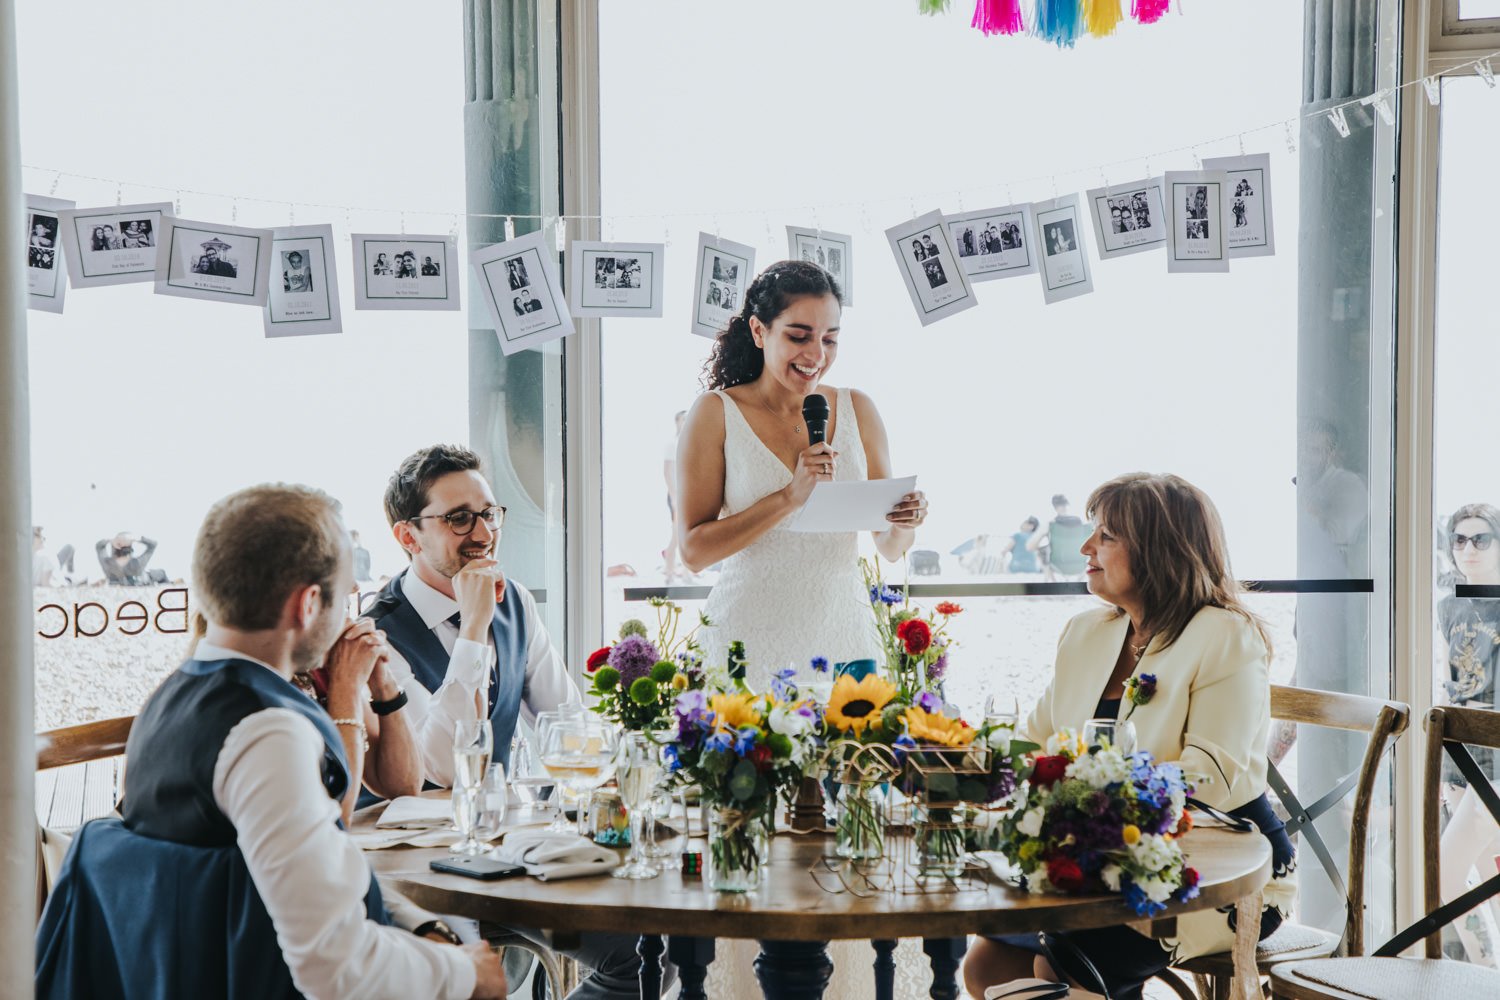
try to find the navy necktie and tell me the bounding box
[445,611,461,629]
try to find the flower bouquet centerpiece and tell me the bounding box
[995,730,1201,917]
[860,557,962,698]
[586,598,707,732]
[662,668,821,892]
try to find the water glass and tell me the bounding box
[539,718,617,838]
[613,732,663,880]
[474,762,508,845]
[450,718,493,855]
[983,693,1021,729]
[1082,718,1136,756]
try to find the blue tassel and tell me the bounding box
[1034,0,1083,48]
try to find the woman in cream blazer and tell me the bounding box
[965,473,1296,1000]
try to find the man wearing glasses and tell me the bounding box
[368,445,658,1000]
[370,443,579,786]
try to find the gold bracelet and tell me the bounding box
[330,718,370,754]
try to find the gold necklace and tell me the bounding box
[752,387,802,434]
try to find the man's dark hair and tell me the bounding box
[384,444,484,527]
[1051,494,1070,510]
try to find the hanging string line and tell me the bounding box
[21,49,1496,226]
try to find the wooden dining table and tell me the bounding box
[358,804,1272,1000]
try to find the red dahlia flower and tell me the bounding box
[934,601,964,616]
[586,646,612,672]
[897,618,932,654]
[1031,754,1070,787]
[1046,855,1085,892]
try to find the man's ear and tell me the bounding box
[285,582,322,630]
[392,520,420,557]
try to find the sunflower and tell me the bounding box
[903,706,975,748]
[824,674,899,737]
[708,692,762,731]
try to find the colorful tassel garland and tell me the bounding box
[1131,0,1171,24]
[971,0,1024,35]
[1084,0,1124,36]
[1034,0,1084,48]
[918,0,951,14]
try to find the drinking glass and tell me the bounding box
[513,715,565,831]
[450,718,493,854]
[1082,718,1136,755]
[540,718,617,838]
[613,732,663,880]
[474,762,509,847]
[983,693,1021,729]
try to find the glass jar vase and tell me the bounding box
[915,805,966,878]
[708,807,770,893]
[834,780,887,860]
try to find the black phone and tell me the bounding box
[429,856,527,881]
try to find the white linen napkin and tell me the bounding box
[493,830,621,881]
[375,795,454,829]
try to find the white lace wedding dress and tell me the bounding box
[697,388,933,999]
[699,387,882,689]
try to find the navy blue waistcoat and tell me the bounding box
[369,570,528,771]
[35,657,388,1000]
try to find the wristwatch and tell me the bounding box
[413,918,461,945]
[370,687,408,716]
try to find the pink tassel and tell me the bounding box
[972,0,1025,36]
[1131,0,1171,23]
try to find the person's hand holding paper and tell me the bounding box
[786,475,918,533]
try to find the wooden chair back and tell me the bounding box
[34,715,135,920]
[1268,685,1409,956]
[1417,705,1500,958]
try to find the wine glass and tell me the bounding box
[450,718,493,855]
[1082,718,1137,755]
[514,714,566,831]
[540,718,617,838]
[613,732,663,880]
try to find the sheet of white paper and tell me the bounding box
[153,216,276,307]
[786,476,917,533]
[1032,195,1095,304]
[785,226,854,305]
[885,210,978,326]
[473,229,575,353]
[1202,154,1275,259]
[1165,170,1233,274]
[26,194,73,313]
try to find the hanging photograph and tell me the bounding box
[943,204,1036,282]
[473,229,574,356]
[691,233,756,339]
[1165,170,1232,274]
[567,241,664,319]
[59,201,170,288]
[153,216,274,306]
[785,226,854,305]
[885,209,978,326]
[1203,153,1275,258]
[1084,177,1168,260]
[351,233,459,311]
[26,194,73,314]
[264,224,342,337]
[1031,195,1094,305]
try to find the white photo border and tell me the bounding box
[567,241,665,318]
[1084,178,1168,260]
[26,194,73,313]
[265,224,342,337]
[153,216,274,307]
[943,204,1037,282]
[785,226,854,306]
[691,233,756,339]
[59,201,171,288]
[351,234,460,311]
[884,209,979,327]
[1203,153,1275,259]
[473,229,575,356]
[1165,170,1232,274]
[1032,195,1095,305]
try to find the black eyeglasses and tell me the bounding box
[407,505,506,536]
[1452,532,1495,551]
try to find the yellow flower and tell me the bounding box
[671,673,689,692]
[709,692,761,731]
[824,674,899,737]
[1018,840,1041,863]
[1122,824,1141,845]
[903,706,975,748]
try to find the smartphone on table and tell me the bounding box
[429,856,526,881]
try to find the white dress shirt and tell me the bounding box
[382,569,582,787]
[197,641,475,1000]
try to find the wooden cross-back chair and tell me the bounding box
[1154,685,1409,1000]
[1268,705,1500,998]
[34,714,135,918]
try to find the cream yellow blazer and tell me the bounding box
[1023,603,1294,960]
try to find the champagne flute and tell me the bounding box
[540,718,617,839]
[450,717,493,855]
[613,732,662,879]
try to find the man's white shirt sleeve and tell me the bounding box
[384,638,494,787]
[213,707,475,1000]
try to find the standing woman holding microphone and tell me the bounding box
[677,258,928,689]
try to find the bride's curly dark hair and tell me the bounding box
[702,260,843,390]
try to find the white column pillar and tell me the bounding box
[0,0,36,990]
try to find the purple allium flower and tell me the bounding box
[608,634,661,686]
[810,656,829,673]
[929,639,950,681]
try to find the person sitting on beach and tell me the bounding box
[37,483,504,999]
[95,532,158,585]
[1000,516,1040,574]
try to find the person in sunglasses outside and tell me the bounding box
[1437,502,1500,964]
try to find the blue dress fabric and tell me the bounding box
[35,657,388,1000]
[988,695,1295,1000]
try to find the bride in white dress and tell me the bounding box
[675,259,933,998]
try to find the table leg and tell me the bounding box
[755,940,833,999]
[667,936,715,1000]
[871,939,897,1000]
[922,937,966,1000]
[637,934,665,1000]
[1229,891,1263,1000]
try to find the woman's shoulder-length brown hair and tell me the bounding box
[1086,472,1269,654]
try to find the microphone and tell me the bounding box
[801,393,830,447]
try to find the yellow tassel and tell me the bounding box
[1084,0,1124,36]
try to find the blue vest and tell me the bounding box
[369,570,528,771]
[35,658,389,1000]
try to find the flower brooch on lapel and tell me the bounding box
[1122,673,1157,720]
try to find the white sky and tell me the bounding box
[15,1,1494,595]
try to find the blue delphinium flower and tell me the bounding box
[869,584,903,606]
[734,727,759,757]
[892,733,918,764]
[771,666,797,701]
[810,656,829,673]
[661,744,682,772]
[705,730,733,754]
[1122,880,1167,918]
